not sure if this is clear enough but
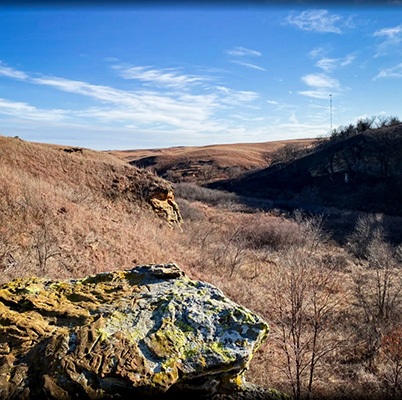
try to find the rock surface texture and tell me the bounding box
[0,263,269,399]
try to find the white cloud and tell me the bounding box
[374,24,402,39]
[302,73,340,89]
[0,98,67,121]
[309,47,326,58]
[298,90,332,100]
[374,63,402,80]
[316,58,338,72]
[373,24,402,56]
[225,46,261,57]
[286,10,350,34]
[316,54,355,72]
[0,62,266,137]
[215,86,259,105]
[231,60,266,71]
[299,73,341,99]
[341,54,355,67]
[267,100,279,105]
[289,113,299,123]
[230,114,264,122]
[0,61,28,80]
[112,65,205,88]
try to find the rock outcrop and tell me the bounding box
[0,263,268,399]
[110,173,182,227]
[148,189,182,227]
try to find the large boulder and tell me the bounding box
[0,263,269,399]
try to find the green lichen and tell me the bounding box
[174,319,195,333]
[97,328,108,342]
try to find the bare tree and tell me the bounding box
[31,221,61,272]
[381,326,402,398]
[352,231,402,369]
[270,249,344,400]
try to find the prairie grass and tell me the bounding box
[1,135,402,399]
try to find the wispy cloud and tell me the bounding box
[374,24,402,39]
[373,24,402,56]
[0,61,28,80]
[302,73,340,89]
[231,60,266,71]
[225,46,261,57]
[299,73,340,99]
[112,65,206,88]
[267,100,279,105]
[286,10,351,34]
[374,63,402,80]
[230,114,264,122]
[215,86,259,106]
[0,98,67,121]
[0,62,262,136]
[289,113,299,123]
[309,47,327,58]
[316,54,355,72]
[225,46,265,71]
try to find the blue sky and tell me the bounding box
[0,5,401,149]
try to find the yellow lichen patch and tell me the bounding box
[0,264,269,398]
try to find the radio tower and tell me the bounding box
[329,94,333,131]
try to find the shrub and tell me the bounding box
[174,182,241,208]
[347,213,385,259]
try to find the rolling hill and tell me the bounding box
[108,139,316,183]
[209,123,402,216]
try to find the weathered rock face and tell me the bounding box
[109,171,182,227]
[0,263,268,399]
[148,189,182,227]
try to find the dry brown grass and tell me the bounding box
[1,135,402,399]
[109,139,317,183]
[109,139,316,168]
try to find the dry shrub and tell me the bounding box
[3,135,402,400]
[351,231,402,371]
[380,327,402,398]
[267,248,346,400]
[347,213,385,259]
[174,182,241,208]
[175,198,206,222]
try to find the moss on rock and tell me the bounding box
[0,263,269,399]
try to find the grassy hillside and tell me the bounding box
[0,135,181,283]
[109,139,316,183]
[1,134,402,399]
[210,123,402,217]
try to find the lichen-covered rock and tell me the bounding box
[0,263,268,399]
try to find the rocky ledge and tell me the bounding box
[0,263,270,399]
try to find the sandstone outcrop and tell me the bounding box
[148,189,182,227]
[0,263,268,399]
[110,173,182,227]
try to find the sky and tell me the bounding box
[0,3,402,150]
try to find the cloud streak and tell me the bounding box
[299,73,340,99]
[0,98,68,121]
[0,62,263,136]
[112,65,206,88]
[315,54,355,72]
[231,60,266,71]
[374,24,402,56]
[0,61,29,80]
[286,10,351,34]
[225,46,261,57]
[374,63,402,80]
